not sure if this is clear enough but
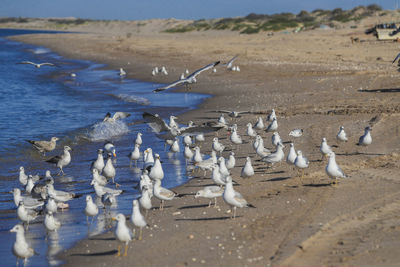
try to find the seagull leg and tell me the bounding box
[214,197,218,208]
[139,227,143,241]
[116,245,121,257]
[23,258,27,267]
[233,207,237,219]
[208,200,212,208]
[123,244,128,256]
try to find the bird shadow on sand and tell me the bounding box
[70,250,118,257]
[184,183,215,188]
[336,152,386,156]
[261,176,291,182]
[175,216,238,221]
[88,237,116,241]
[302,183,332,187]
[358,88,400,93]
[178,204,210,210]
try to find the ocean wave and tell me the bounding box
[116,94,150,105]
[88,120,130,141]
[33,47,51,54]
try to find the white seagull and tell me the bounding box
[241,157,255,178]
[223,176,255,219]
[131,199,148,240]
[17,61,56,68]
[195,186,224,207]
[358,126,372,146]
[336,126,348,142]
[154,61,220,92]
[10,224,36,267]
[112,214,132,257]
[320,137,333,160]
[153,179,177,210]
[265,118,278,132]
[45,145,72,175]
[326,151,347,185]
[85,195,99,224]
[294,150,309,179]
[91,149,105,173]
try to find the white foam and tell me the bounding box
[88,120,129,141]
[117,94,150,105]
[33,48,51,54]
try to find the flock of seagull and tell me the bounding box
[10,53,378,266]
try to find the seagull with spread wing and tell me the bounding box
[221,55,238,70]
[17,61,57,68]
[153,61,220,92]
[103,112,131,123]
[142,112,223,140]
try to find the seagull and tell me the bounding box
[103,153,116,183]
[195,186,224,207]
[10,224,36,267]
[169,138,180,153]
[289,129,303,138]
[294,150,309,179]
[246,123,257,137]
[168,115,179,129]
[183,135,192,146]
[91,180,122,198]
[153,179,177,210]
[131,200,148,240]
[286,143,297,165]
[17,61,56,68]
[135,132,143,145]
[262,143,285,165]
[45,145,72,175]
[241,157,255,178]
[230,125,243,145]
[184,144,194,165]
[149,154,164,181]
[195,150,217,176]
[91,149,105,173]
[104,141,117,158]
[103,112,130,123]
[267,109,277,122]
[138,186,152,216]
[255,136,271,158]
[17,201,38,228]
[142,112,223,140]
[45,197,58,214]
[153,61,220,92]
[46,184,75,203]
[226,152,236,170]
[119,68,126,77]
[217,110,250,118]
[222,55,238,70]
[271,132,282,147]
[336,126,348,142]
[92,168,108,186]
[112,214,132,257]
[358,126,372,146]
[320,137,333,160]
[18,166,29,186]
[85,195,99,225]
[265,117,278,132]
[326,152,347,185]
[12,188,44,209]
[254,117,264,130]
[44,211,61,232]
[212,137,225,155]
[26,137,59,155]
[223,176,255,219]
[211,165,227,186]
[218,157,230,177]
[129,143,141,167]
[143,148,155,169]
[195,133,205,143]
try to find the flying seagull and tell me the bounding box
[221,55,238,69]
[103,112,131,123]
[216,110,251,118]
[17,61,57,68]
[142,112,223,139]
[153,61,220,92]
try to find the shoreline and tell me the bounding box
[8,24,400,266]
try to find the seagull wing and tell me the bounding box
[40,62,57,67]
[46,155,61,164]
[393,53,400,64]
[17,61,36,66]
[153,79,187,92]
[216,110,233,114]
[180,125,224,136]
[187,61,220,79]
[112,112,131,120]
[103,112,112,122]
[142,112,170,133]
[222,55,238,68]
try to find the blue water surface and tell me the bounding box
[0,29,209,267]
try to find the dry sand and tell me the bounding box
[6,15,400,266]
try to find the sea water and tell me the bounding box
[0,29,209,266]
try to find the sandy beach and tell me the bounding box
[6,13,400,266]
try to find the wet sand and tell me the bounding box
[8,16,400,266]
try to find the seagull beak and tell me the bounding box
[111,217,117,221]
[113,152,117,158]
